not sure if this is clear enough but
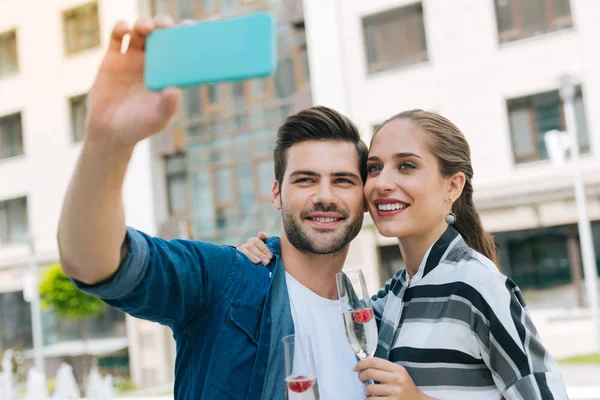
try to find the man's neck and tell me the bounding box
[280,234,349,300]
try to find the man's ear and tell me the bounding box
[271,180,282,210]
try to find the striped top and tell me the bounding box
[372,227,568,400]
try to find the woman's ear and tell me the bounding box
[447,172,466,202]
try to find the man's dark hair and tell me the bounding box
[274,106,368,185]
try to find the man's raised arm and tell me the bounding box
[57,16,181,284]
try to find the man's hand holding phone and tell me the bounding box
[86,15,182,151]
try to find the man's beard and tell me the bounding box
[281,202,363,255]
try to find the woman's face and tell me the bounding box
[364,118,453,239]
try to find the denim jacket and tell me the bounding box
[73,227,293,399]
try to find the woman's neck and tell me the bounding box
[398,222,449,277]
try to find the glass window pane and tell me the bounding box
[168,175,187,214]
[9,197,27,243]
[63,3,100,54]
[274,56,295,98]
[495,0,516,37]
[0,31,18,76]
[1,291,33,350]
[176,0,195,20]
[509,105,535,160]
[250,109,266,129]
[216,206,238,231]
[574,92,589,149]
[211,136,232,163]
[191,170,215,233]
[532,91,561,160]
[215,168,234,204]
[235,114,249,130]
[521,0,549,38]
[184,87,202,119]
[86,307,127,339]
[412,8,428,56]
[553,0,573,22]
[363,4,427,73]
[71,95,87,142]
[237,163,254,216]
[151,0,171,16]
[207,84,222,105]
[256,160,274,197]
[250,79,268,99]
[280,104,292,119]
[200,0,216,14]
[2,114,23,158]
[231,81,245,108]
[165,154,186,174]
[299,48,310,85]
[363,24,380,68]
[0,204,8,244]
[221,0,236,14]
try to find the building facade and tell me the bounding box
[0,0,313,390]
[0,0,171,388]
[303,0,600,298]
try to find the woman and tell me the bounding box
[240,110,567,399]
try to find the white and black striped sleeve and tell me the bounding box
[478,277,568,400]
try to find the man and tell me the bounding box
[58,15,368,399]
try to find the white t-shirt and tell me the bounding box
[286,272,365,400]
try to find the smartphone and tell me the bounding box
[144,12,276,91]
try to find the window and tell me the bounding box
[202,84,228,113]
[254,158,274,199]
[0,291,33,350]
[149,0,174,16]
[507,86,589,163]
[70,94,87,142]
[363,3,428,74]
[177,10,297,243]
[183,86,203,119]
[0,197,28,245]
[0,30,18,77]
[495,225,572,290]
[165,154,188,215]
[378,245,404,284]
[231,81,246,108]
[495,0,573,43]
[293,24,310,90]
[199,0,219,18]
[63,2,100,55]
[0,113,23,159]
[246,78,273,103]
[274,55,295,98]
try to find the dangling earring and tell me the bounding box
[445,197,456,225]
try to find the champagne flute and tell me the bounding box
[336,269,378,382]
[283,334,320,400]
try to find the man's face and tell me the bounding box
[272,140,365,254]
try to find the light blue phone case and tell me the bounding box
[144,12,276,91]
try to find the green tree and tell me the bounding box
[38,263,106,384]
[38,263,105,319]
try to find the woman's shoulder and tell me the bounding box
[454,248,525,309]
[448,246,505,279]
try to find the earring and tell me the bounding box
[445,196,456,224]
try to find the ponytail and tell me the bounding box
[453,181,498,265]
